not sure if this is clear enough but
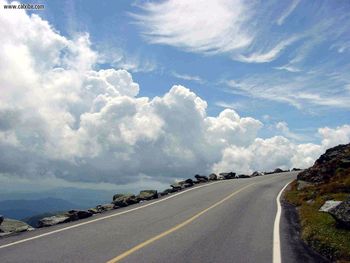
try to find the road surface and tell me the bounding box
[0,172,324,262]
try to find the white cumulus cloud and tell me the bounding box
[0,3,349,190]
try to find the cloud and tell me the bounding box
[274,65,301,73]
[172,71,205,84]
[275,121,306,141]
[276,0,300,26]
[132,0,350,71]
[319,125,350,149]
[132,0,302,63]
[131,0,254,55]
[225,68,350,109]
[0,2,349,191]
[212,125,350,174]
[98,48,157,73]
[215,101,245,110]
[235,37,299,63]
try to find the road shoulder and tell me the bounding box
[280,200,330,263]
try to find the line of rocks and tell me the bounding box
[0,167,295,237]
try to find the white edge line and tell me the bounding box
[0,181,224,249]
[273,180,292,263]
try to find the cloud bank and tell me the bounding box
[0,3,349,189]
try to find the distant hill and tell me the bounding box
[0,187,117,208]
[0,197,79,220]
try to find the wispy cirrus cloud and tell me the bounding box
[215,101,245,110]
[276,0,300,25]
[224,66,350,110]
[235,36,300,63]
[131,0,254,55]
[129,0,304,64]
[274,65,301,73]
[132,0,350,68]
[171,71,205,84]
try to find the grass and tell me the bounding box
[284,171,350,262]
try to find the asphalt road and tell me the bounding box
[0,172,321,263]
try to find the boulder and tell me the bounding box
[319,200,342,212]
[112,194,139,207]
[298,143,350,183]
[219,172,236,179]
[170,183,182,191]
[217,174,225,180]
[0,215,3,225]
[251,171,263,177]
[208,173,218,180]
[95,203,115,212]
[328,199,350,229]
[160,188,176,196]
[178,179,194,188]
[273,168,284,173]
[194,174,209,182]
[137,190,158,201]
[67,210,93,220]
[37,214,71,228]
[37,210,93,228]
[0,218,34,236]
[113,193,125,201]
[292,168,302,171]
[88,208,100,214]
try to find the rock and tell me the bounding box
[0,218,34,236]
[251,171,263,177]
[95,203,115,212]
[274,168,284,173]
[319,200,342,212]
[113,194,125,201]
[112,194,139,207]
[178,179,194,188]
[137,190,158,201]
[37,210,93,228]
[217,174,225,180]
[37,214,71,228]
[208,173,218,180]
[219,172,236,179]
[297,180,313,190]
[88,208,100,214]
[67,210,93,220]
[306,199,315,205]
[0,215,3,225]
[170,183,182,191]
[160,188,176,196]
[194,174,209,182]
[328,199,350,229]
[292,168,302,171]
[298,143,350,183]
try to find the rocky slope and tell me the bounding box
[285,143,350,262]
[298,143,350,183]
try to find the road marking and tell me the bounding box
[0,181,226,250]
[106,183,255,263]
[273,181,292,263]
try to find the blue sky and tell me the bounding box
[0,0,349,194]
[28,0,350,143]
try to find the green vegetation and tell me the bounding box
[284,171,350,262]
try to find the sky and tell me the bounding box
[0,0,349,195]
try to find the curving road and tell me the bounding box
[0,172,325,263]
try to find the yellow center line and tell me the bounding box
[106,183,255,263]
